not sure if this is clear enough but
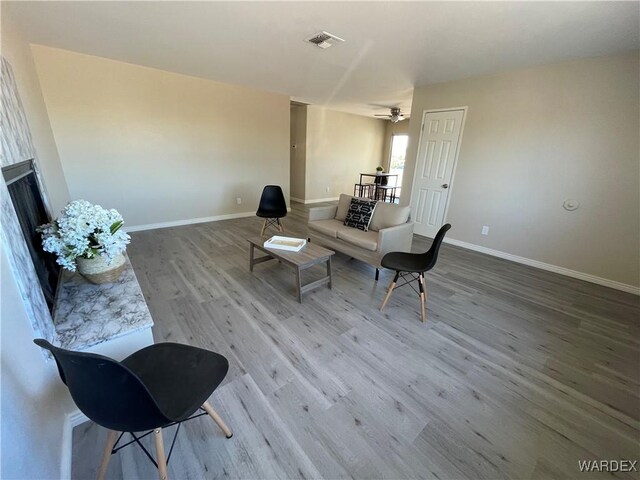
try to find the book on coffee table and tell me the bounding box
[263,236,307,252]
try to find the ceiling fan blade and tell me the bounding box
[374,114,390,117]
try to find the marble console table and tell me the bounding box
[52,254,154,356]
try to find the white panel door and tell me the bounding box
[410,109,465,237]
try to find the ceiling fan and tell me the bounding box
[375,107,407,123]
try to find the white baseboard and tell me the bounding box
[60,409,90,479]
[291,196,339,205]
[125,211,256,232]
[443,237,639,295]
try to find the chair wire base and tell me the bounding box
[111,410,209,468]
[264,218,283,229]
[260,217,284,236]
[392,271,423,296]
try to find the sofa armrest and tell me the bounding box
[308,205,338,222]
[377,222,414,255]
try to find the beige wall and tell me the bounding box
[305,106,386,201]
[290,104,307,200]
[31,45,290,228]
[403,52,639,288]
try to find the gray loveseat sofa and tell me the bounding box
[308,194,414,275]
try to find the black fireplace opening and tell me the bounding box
[2,160,60,311]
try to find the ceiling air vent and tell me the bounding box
[306,31,345,49]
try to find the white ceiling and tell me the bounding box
[6,1,639,118]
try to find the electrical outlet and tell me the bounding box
[481,225,490,235]
[236,197,242,205]
[326,187,330,193]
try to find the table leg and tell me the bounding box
[327,257,332,289]
[249,243,254,272]
[296,268,302,303]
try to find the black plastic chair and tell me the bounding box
[256,185,287,236]
[379,224,451,323]
[34,339,233,480]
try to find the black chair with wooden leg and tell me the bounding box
[379,223,451,323]
[33,340,233,480]
[257,185,287,236]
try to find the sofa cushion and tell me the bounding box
[335,194,354,222]
[337,227,379,252]
[344,197,378,231]
[369,203,411,231]
[308,219,344,238]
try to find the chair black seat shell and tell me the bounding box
[257,185,287,235]
[381,251,432,273]
[380,223,451,322]
[121,343,228,424]
[34,339,234,480]
[34,339,229,432]
[256,185,287,218]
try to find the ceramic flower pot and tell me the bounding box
[76,253,126,284]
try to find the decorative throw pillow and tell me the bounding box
[344,198,378,231]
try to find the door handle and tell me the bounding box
[442,184,449,189]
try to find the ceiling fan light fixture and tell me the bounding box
[374,107,408,122]
[390,111,404,123]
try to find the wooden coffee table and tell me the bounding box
[247,237,335,303]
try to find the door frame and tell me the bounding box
[409,106,468,237]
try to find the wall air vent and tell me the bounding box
[306,31,345,49]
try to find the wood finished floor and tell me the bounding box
[72,202,640,480]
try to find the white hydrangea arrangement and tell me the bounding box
[38,200,131,271]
